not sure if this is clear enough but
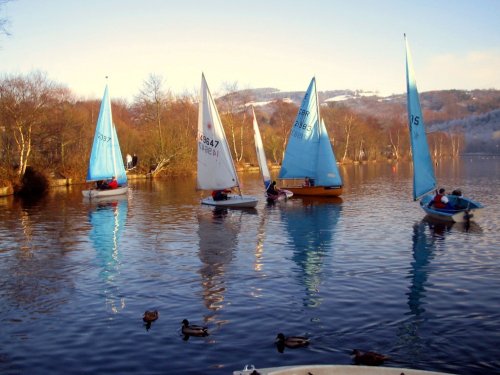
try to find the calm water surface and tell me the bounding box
[1,157,499,375]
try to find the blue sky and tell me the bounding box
[1,0,499,101]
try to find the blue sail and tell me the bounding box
[279,78,320,179]
[317,119,342,186]
[278,77,341,186]
[405,36,436,200]
[86,85,128,185]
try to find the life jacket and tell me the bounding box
[432,194,446,209]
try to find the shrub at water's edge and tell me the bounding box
[15,166,49,199]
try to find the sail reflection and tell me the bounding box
[88,196,128,313]
[282,198,342,307]
[197,207,244,323]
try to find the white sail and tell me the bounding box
[252,107,271,189]
[196,74,239,190]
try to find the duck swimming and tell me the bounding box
[351,349,390,366]
[181,319,209,337]
[143,310,159,323]
[275,333,310,349]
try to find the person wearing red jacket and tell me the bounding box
[431,188,449,209]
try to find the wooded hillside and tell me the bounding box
[1,72,499,188]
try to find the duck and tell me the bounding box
[142,310,159,323]
[351,349,390,366]
[181,319,209,337]
[275,333,310,348]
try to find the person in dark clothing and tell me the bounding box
[132,153,138,168]
[266,181,282,199]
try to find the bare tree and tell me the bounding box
[135,74,167,155]
[134,74,180,175]
[388,122,402,160]
[270,99,296,163]
[220,81,242,162]
[341,114,356,163]
[0,72,63,178]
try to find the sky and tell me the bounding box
[1,0,499,102]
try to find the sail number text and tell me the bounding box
[198,133,219,157]
[293,109,312,132]
[198,133,219,148]
[410,115,420,126]
[97,133,111,142]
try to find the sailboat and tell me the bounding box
[82,83,128,199]
[278,77,343,196]
[404,35,482,222]
[197,74,258,208]
[251,106,293,202]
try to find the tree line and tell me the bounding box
[0,72,466,190]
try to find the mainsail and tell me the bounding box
[86,85,127,185]
[278,77,342,187]
[252,106,271,190]
[405,35,437,200]
[197,74,239,191]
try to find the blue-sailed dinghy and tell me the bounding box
[82,83,128,199]
[197,74,258,208]
[404,35,482,222]
[278,77,343,196]
[252,106,293,202]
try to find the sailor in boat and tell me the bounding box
[211,189,231,201]
[303,177,315,187]
[431,187,463,208]
[430,188,449,209]
[97,176,119,190]
[266,180,285,199]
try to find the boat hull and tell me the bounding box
[267,189,293,202]
[82,186,129,199]
[201,194,258,208]
[420,194,483,223]
[281,185,342,197]
[234,365,454,375]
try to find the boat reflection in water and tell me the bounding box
[197,207,255,328]
[88,196,128,313]
[401,217,482,362]
[282,197,343,307]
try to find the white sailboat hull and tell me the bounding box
[82,186,128,199]
[234,365,454,375]
[201,194,258,208]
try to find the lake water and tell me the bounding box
[0,157,499,375]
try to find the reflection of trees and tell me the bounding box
[88,198,128,313]
[197,208,242,323]
[282,200,342,307]
[0,198,74,315]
